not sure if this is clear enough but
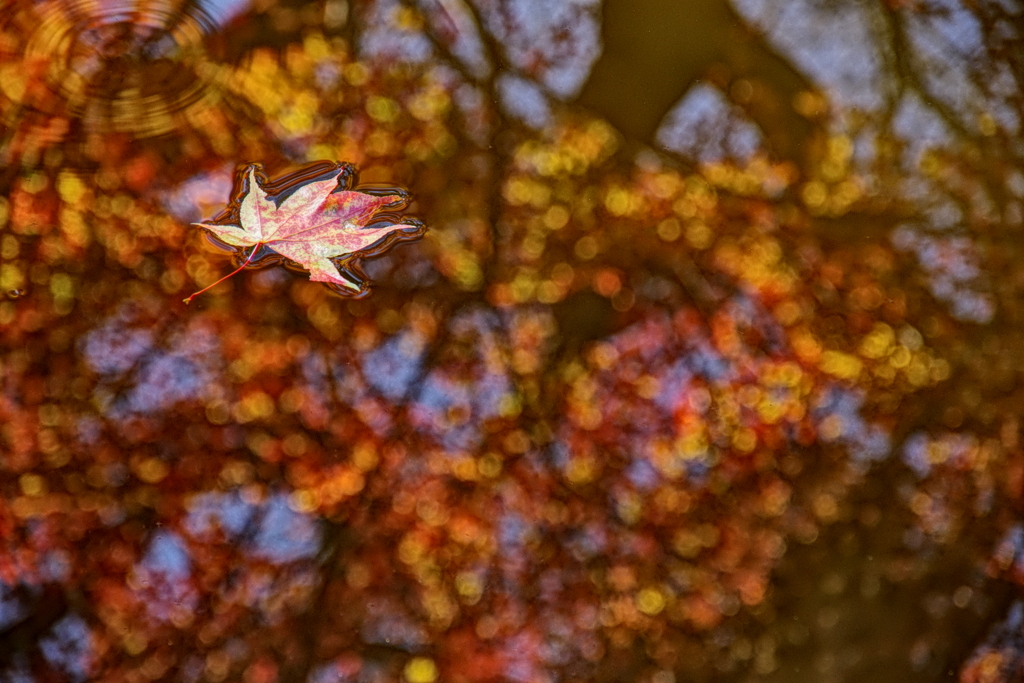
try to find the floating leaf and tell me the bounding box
[185,162,425,303]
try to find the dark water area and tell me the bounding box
[1,1,1024,682]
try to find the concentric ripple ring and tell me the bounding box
[0,0,223,138]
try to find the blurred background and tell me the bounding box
[0,1,1023,682]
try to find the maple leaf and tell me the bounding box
[184,162,424,303]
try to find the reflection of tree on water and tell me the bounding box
[579,0,818,163]
[0,1,1022,682]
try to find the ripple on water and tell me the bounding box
[0,0,227,142]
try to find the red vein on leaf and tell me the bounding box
[183,244,261,304]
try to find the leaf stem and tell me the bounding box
[183,244,262,304]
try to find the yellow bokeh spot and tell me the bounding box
[395,6,424,30]
[352,441,379,471]
[979,112,997,136]
[504,177,532,205]
[566,456,597,484]
[889,346,911,369]
[398,533,427,565]
[0,64,27,102]
[675,432,708,460]
[685,221,713,249]
[123,630,148,656]
[404,657,438,683]
[617,492,643,525]
[138,458,169,484]
[757,398,785,424]
[0,264,25,292]
[543,204,570,230]
[636,587,667,616]
[344,63,369,86]
[452,458,478,481]
[1,235,16,260]
[57,173,87,204]
[367,95,401,123]
[21,173,47,195]
[907,358,930,386]
[820,350,862,380]
[801,181,827,209]
[498,394,522,419]
[408,87,451,122]
[455,571,484,603]
[733,428,757,453]
[574,236,599,260]
[604,187,633,216]
[536,280,563,304]
[289,489,318,513]
[455,257,483,291]
[828,135,853,162]
[859,323,894,359]
[303,32,330,60]
[657,218,681,242]
[778,362,803,387]
[234,391,276,422]
[510,272,537,302]
[478,453,503,478]
[19,473,46,497]
[50,273,74,301]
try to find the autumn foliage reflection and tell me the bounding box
[1,1,1023,683]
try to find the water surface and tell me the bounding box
[1,1,1023,682]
